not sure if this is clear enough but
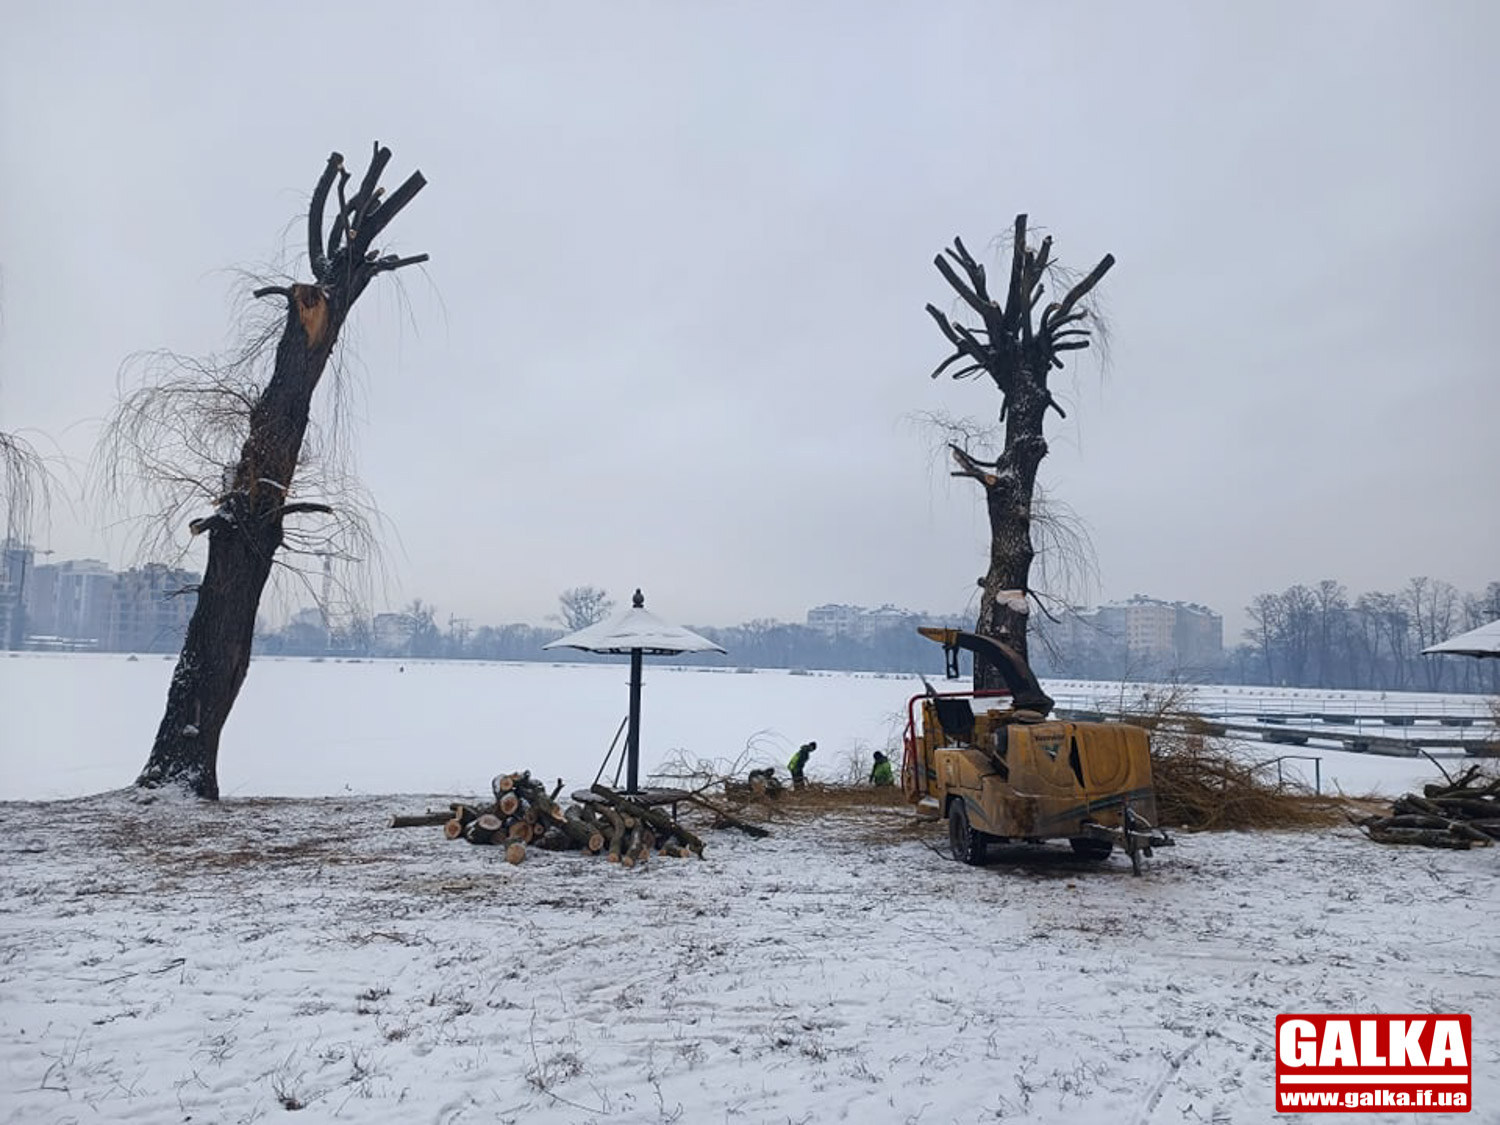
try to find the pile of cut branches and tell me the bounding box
[655,743,905,831]
[1148,732,1341,830]
[1354,763,1500,850]
[1092,684,1341,830]
[390,774,707,867]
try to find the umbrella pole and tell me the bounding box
[626,648,643,793]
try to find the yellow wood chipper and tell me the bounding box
[902,627,1173,874]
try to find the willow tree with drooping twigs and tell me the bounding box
[107,143,428,799]
[0,429,53,649]
[926,214,1113,691]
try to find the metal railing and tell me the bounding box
[1249,754,1322,794]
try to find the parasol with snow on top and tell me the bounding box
[543,589,725,794]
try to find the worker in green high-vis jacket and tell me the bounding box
[788,741,815,788]
[869,750,894,787]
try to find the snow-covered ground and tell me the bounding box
[3,792,1497,1124]
[1,654,1497,1123]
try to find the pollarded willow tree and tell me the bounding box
[1,430,52,648]
[126,143,428,798]
[926,214,1113,691]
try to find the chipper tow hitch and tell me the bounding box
[1081,801,1173,877]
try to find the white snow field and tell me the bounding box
[1,654,1482,802]
[1,654,919,802]
[1,654,1497,1124]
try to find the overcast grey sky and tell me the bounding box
[2,1,1495,638]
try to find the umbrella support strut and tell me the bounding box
[592,715,631,789]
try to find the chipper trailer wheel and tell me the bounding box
[948,802,987,866]
[1069,837,1114,862]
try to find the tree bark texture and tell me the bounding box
[926,215,1113,691]
[137,144,427,798]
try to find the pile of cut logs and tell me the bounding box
[390,772,705,867]
[1355,764,1500,849]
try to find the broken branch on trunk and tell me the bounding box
[272,501,334,520]
[350,142,392,236]
[948,443,1001,488]
[1053,254,1117,321]
[353,170,427,257]
[933,255,990,318]
[369,252,430,276]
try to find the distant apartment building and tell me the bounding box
[1046,595,1223,677]
[805,603,864,637]
[21,560,56,635]
[806,603,917,640]
[28,559,114,645]
[806,602,965,642]
[1170,602,1224,671]
[0,539,34,649]
[108,564,200,652]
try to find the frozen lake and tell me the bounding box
[1,653,1480,801]
[0,653,917,801]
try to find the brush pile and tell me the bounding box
[1148,731,1340,831]
[390,773,705,867]
[1354,763,1500,850]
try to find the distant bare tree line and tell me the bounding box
[254,576,1500,695]
[1235,577,1499,694]
[257,599,968,676]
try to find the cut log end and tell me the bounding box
[429,772,710,865]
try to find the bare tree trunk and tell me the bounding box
[968,390,1049,687]
[926,215,1113,691]
[136,145,427,798]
